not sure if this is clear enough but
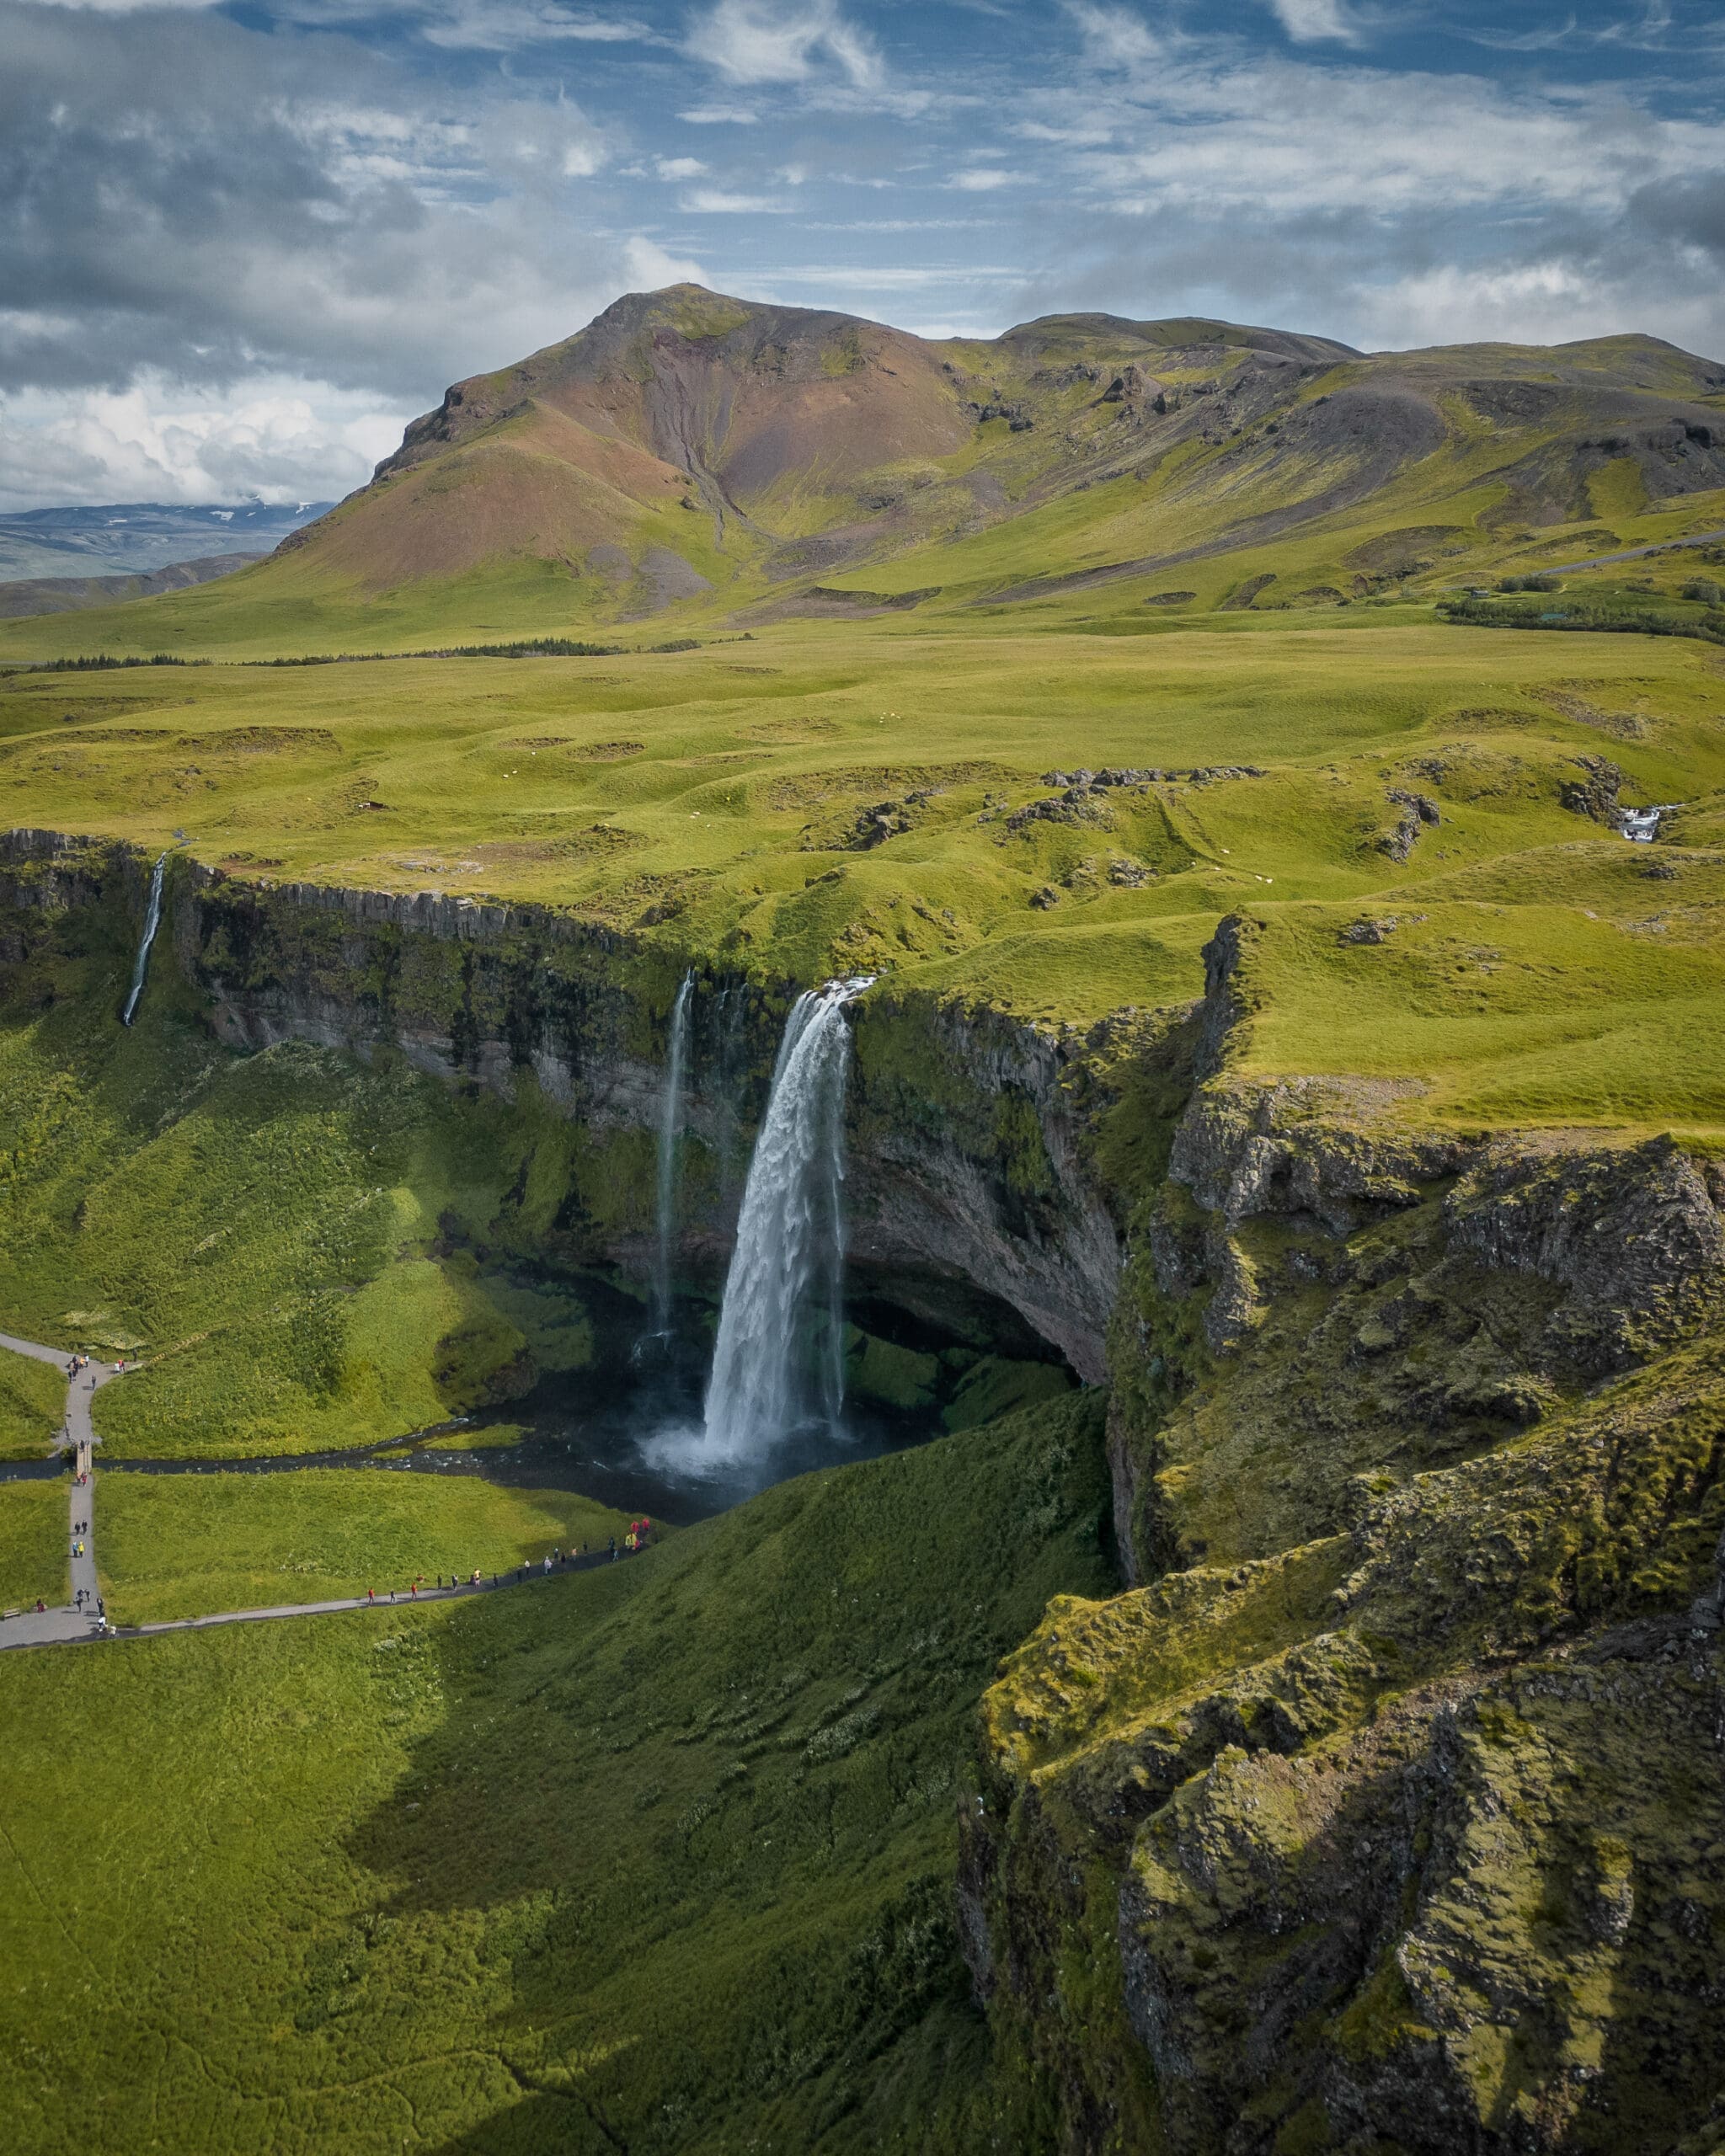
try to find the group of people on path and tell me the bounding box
[355,1529,659,1607]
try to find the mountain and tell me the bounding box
[3,290,1723,657]
[0,500,329,582]
[264,286,1725,619]
[0,550,269,620]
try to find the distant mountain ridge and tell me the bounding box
[0,551,270,620]
[0,501,330,582]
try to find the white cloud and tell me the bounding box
[419,4,661,49]
[685,0,883,90]
[656,155,709,179]
[622,235,709,289]
[0,375,407,512]
[680,187,793,211]
[1072,60,1723,217]
[13,0,221,9]
[763,265,1020,287]
[1016,120,1114,145]
[1063,1,1162,71]
[1264,0,1359,44]
[951,168,1012,191]
[677,104,760,123]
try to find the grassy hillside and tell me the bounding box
[96,1470,633,1623]
[0,1343,68,1460]
[0,1392,1112,2155]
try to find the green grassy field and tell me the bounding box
[95,1469,634,1624]
[0,1344,67,1460]
[0,616,1720,1123]
[0,1392,1110,2154]
[0,1478,65,1609]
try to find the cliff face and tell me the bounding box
[0,834,1118,1377]
[962,915,1725,2155]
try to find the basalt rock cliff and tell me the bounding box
[960,914,1725,2155]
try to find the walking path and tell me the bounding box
[0,1331,633,1653]
[0,1331,120,1647]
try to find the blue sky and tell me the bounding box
[3,0,1722,507]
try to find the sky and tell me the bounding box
[3,0,1722,510]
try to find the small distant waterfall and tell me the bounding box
[700,977,872,1461]
[649,972,694,1342]
[120,852,168,1027]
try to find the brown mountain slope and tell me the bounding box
[254,286,1725,622]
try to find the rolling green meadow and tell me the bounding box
[1,612,1723,1122]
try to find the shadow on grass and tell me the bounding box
[346,1392,1116,2152]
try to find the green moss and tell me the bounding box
[847,1329,941,1412]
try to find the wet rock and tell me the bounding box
[1561,753,1626,824]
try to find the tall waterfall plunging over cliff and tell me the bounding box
[120,852,168,1027]
[699,978,871,1461]
[649,973,693,1345]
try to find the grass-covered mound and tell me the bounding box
[0,1390,1112,2154]
[96,1469,633,1624]
[0,1478,66,1609]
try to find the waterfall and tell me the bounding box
[120,852,168,1027]
[649,972,694,1342]
[698,976,872,1462]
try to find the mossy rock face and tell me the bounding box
[846,1328,941,1412]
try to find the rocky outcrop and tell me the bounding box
[1445,1137,1725,1370]
[963,904,1725,2154]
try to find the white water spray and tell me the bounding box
[649,973,694,1342]
[120,852,168,1027]
[698,977,872,1462]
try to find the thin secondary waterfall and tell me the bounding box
[649,972,694,1342]
[699,976,872,1461]
[120,852,168,1027]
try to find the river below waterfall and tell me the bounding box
[0,1326,952,1524]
